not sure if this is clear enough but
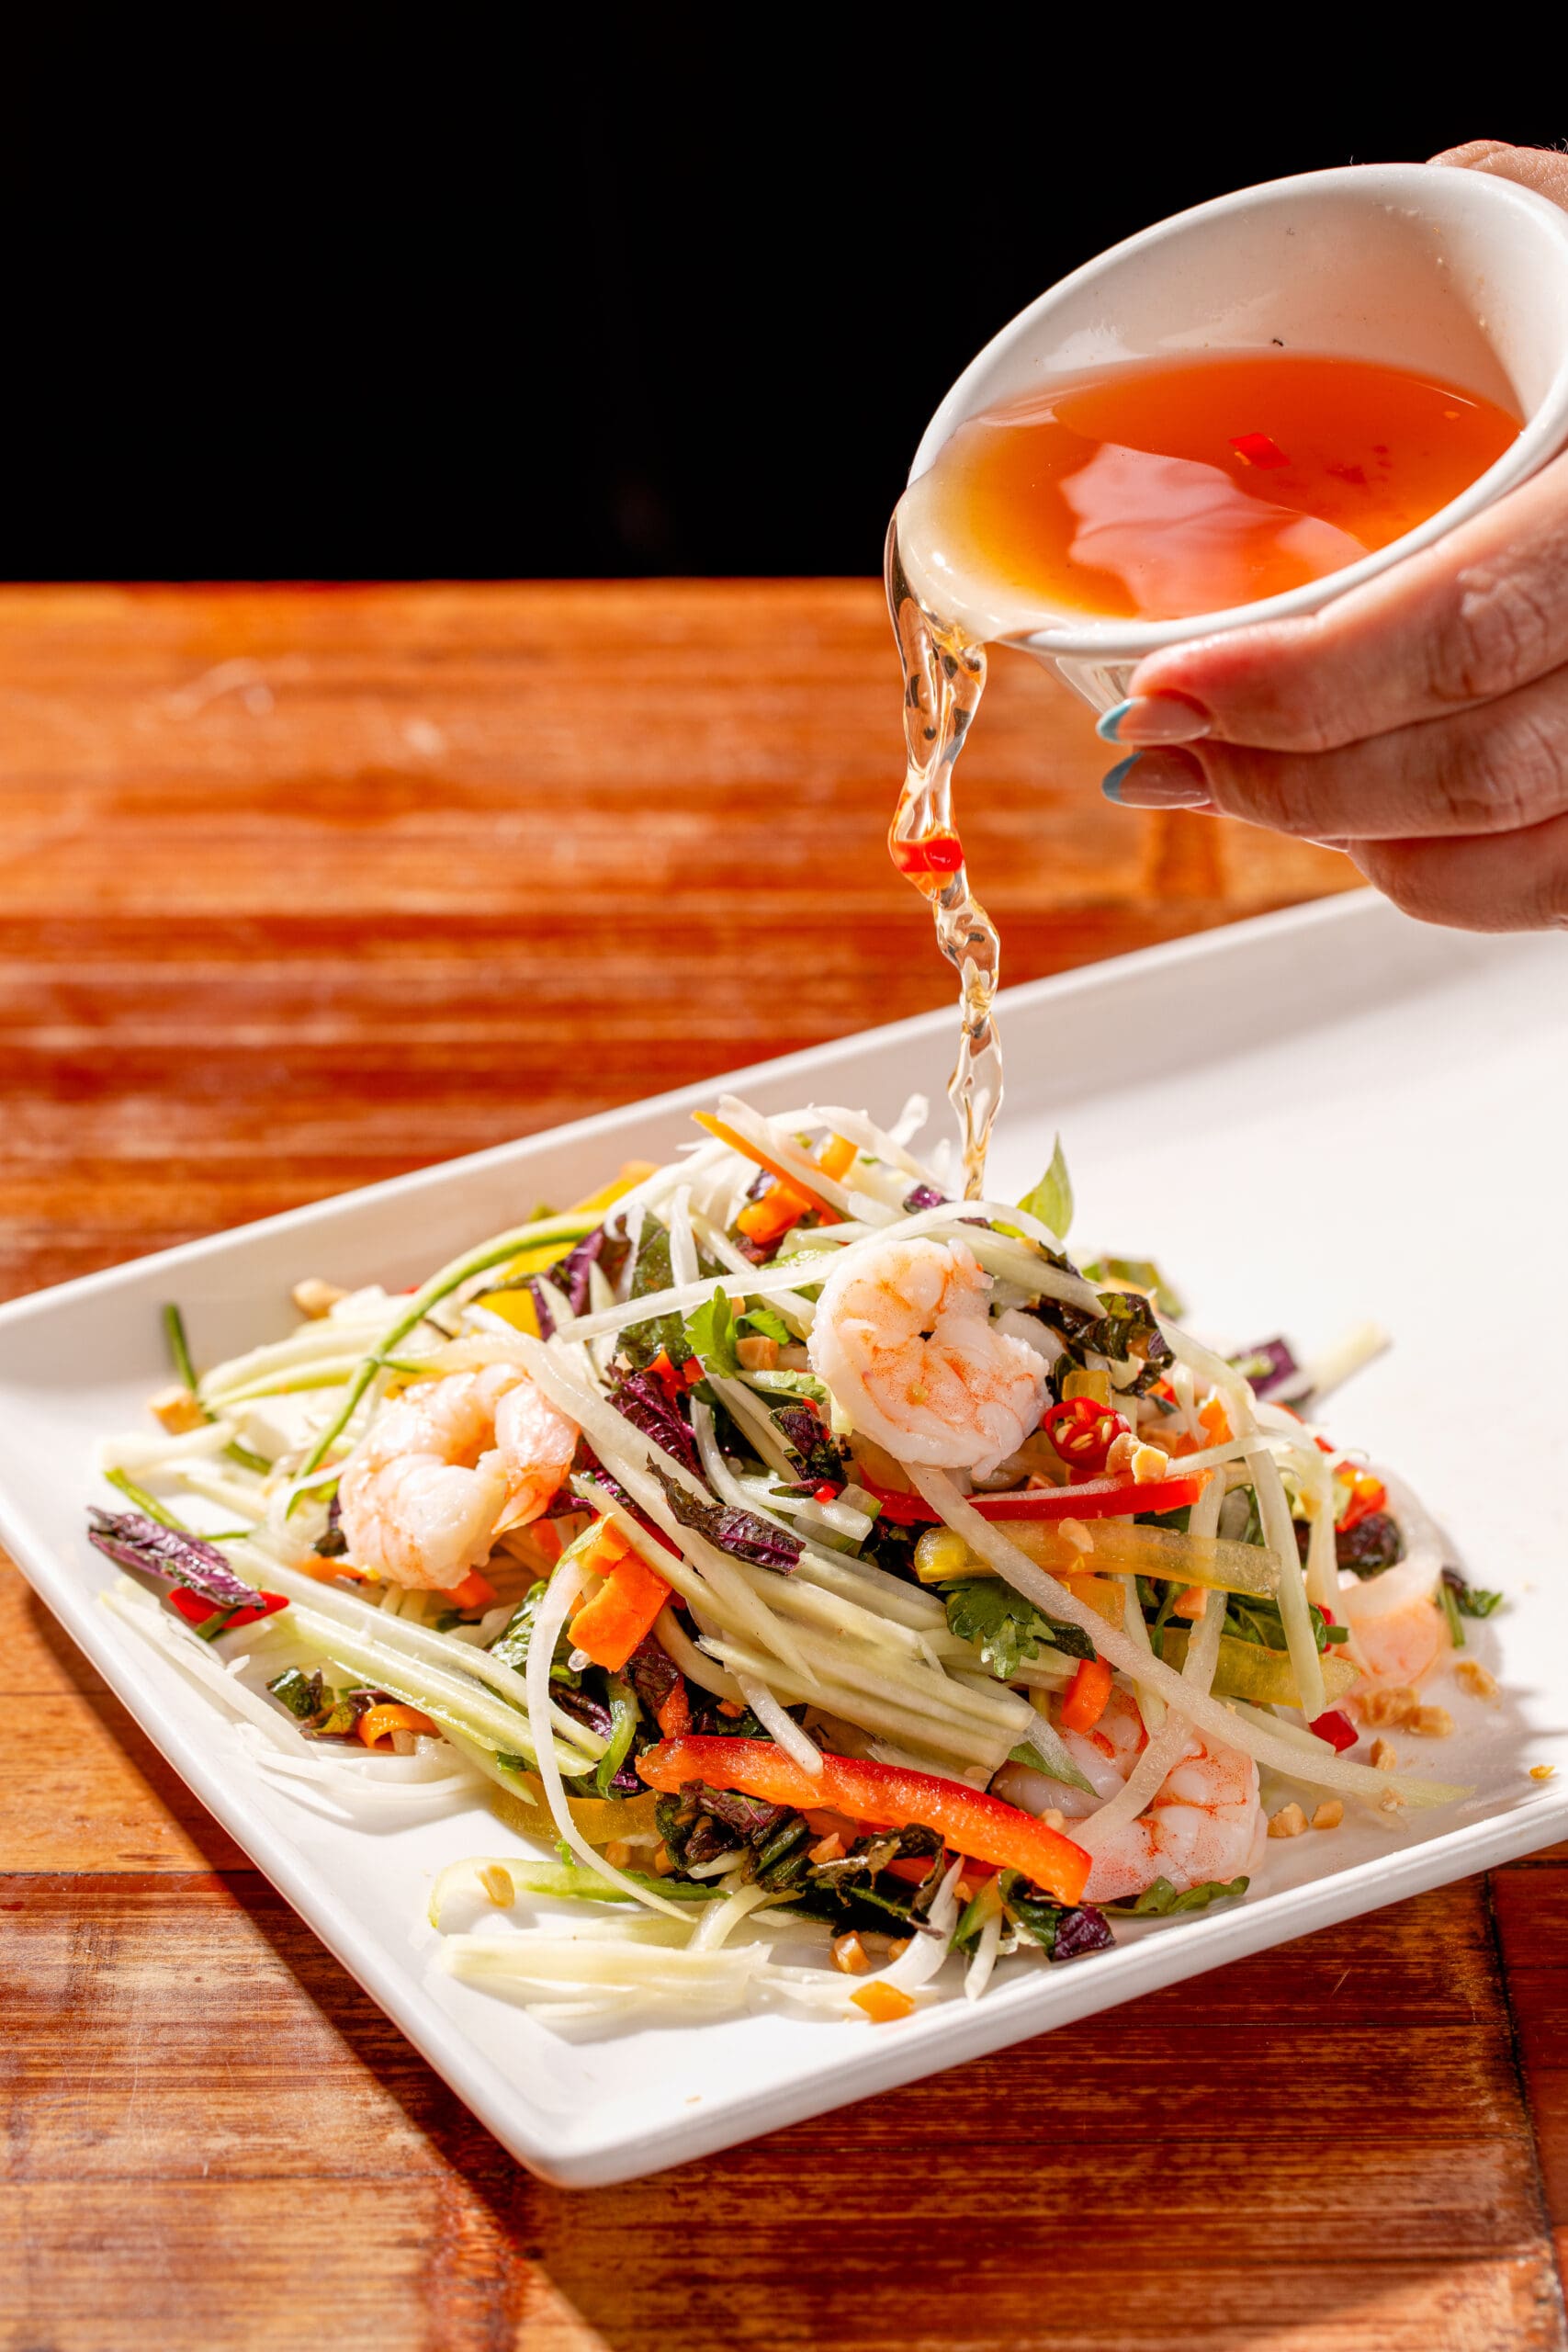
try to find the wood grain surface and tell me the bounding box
[0,582,1559,2352]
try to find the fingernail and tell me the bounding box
[1102,750,1212,809]
[1096,694,1212,746]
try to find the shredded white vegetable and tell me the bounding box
[908,1467,1466,1809]
[87,1086,1486,2037]
[736,1672,823,1775]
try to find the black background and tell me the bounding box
[6,21,1558,581]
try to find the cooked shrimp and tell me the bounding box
[1338,1469,1449,1692]
[807,1231,1050,1478]
[338,1364,578,1590]
[996,1686,1266,1904]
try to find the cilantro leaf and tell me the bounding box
[682,1284,739,1378]
[1018,1134,1074,1243]
[741,1305,793,1347]
[944,1577,1097,1679]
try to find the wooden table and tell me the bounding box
[2,582,1562,2352]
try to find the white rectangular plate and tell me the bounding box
[1,890,1564,2187]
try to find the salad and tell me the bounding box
[87,1094,1500,2028]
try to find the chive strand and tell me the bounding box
[104,1467,190,1530]
[163,1302,203,1396]
[299,1212,598,1474]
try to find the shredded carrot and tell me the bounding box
[569,1552,673,1672]
[357,1702,437,1749]
[735,1184,811,1247]
[580,1522,633,1578]
[446,1568,497,1611]
[691,1112,843,1223]
[1061,1655,1114,1734]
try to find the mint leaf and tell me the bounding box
[1018,1135,1073,1243]
[683,1284,739,1378]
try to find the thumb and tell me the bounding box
[1430,141,1568,213]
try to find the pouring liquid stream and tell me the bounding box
[886,348,1521,1195]
[886,526,998,1200]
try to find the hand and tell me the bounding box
[1099,143,1568,932]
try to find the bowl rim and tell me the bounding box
[907,162,1568,661]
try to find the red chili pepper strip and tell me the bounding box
[169,1588,287,1632]
[636,1736,1090,1905]
[1043,1396,1129,1475]
[858,1472,1204,1526]
[1230,430,1289,469]
[655,1680,693,1740]
[1310,1710,1359,1754]
[890,831,964,877]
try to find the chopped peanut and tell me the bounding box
[477,1863,515,1907]
[832,1932,871,1975]
[1456,1659,1498,1700]
[1409,1704,1453,1739]
[1359,1686,1420,1730]
[149,1384,206,1435]
[1312,1801,1345,1831]
[1041,1808,1066,1831]
[291,1277,346,1319]
[1268,1802,1308,1838]
[808,1833,845,1864]
[1530,1765,1556,1782]
[1172,1585,1208,1619]
[1104,1430,1138,1479]
[886,1937,910,1961]
[651,1842,676,1875]
[852,1981,915,2023]
[1132,1442,1171,1483]
[1058,1517,1094,1555]
[602,1840,632,1870]
[736,1334,779,1372]
[1379,1787,1406,1813]
[1371,1737,1398,1771]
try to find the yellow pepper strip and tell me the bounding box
[1162,1630,1359,1709]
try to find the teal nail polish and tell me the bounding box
[1101,753,1142,802]
[1096,700,1134,744]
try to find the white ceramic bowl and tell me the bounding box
[907,164,1568,712]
